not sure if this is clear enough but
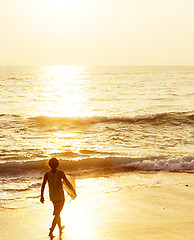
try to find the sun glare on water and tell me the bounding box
[40,65,88,117]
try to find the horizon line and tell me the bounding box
[0,64,194,67]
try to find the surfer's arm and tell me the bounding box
[40,172,48,203]
[60,171,77,198]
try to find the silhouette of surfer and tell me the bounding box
[40,157,76,238]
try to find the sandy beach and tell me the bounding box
[1,171,194,240]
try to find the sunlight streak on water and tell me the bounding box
[37,65,89,117]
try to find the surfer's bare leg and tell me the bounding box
[49,214,64,235]
[49,214,60,236]
[57,214,65,235]
[50,200,64,235]
[57,215,62,231]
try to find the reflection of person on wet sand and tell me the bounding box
[40,157,76,238]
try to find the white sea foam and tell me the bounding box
[127,156,194,171]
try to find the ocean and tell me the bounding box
[0,65,194,210]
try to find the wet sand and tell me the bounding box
[1,172,194,240]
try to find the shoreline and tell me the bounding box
[1,171,194,240]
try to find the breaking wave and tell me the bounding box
[28,111,194,127]
[0,111,193,132]
[1,156,194,177]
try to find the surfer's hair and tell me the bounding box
[48,157,59,169]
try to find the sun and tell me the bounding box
[43,0,85,18]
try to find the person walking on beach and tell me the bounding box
[40,157,76,238]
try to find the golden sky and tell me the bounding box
[0,0,194,65]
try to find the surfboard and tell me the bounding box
[63,175,76,200]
